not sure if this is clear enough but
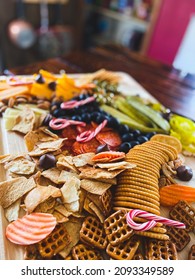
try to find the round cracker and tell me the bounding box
[114,191,160,206]
[150,134,182,153]
[135,231,169,240]
[115,185,159,199]
[130,145,170,162]
[126,153,165,167]
[117,177,158,189]
[113,201,160,215]
[127,148,166,163]
[113,195,160,211]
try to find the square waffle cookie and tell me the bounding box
[169,200,195,232]
[188,244,195,260]
[104,209,134,246]
[106,235,140,260]
[145,239,178,260]
[38,223,71,259]
[71,243,103,260]
[80,216,107,249]
[165,225,190,251]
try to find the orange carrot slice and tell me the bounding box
[160,184,195,206]
[6,213,57,245]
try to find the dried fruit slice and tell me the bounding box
[6,213,57,245]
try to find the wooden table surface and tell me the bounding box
[10,45,195,121]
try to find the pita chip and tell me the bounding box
[60,177,81,204]
[72,153,95,167]
[24,185,61,213]
[0,177,36,208]
[79,166,124,180]
[5,157,36,175]
[41,168,61,184]
[12,107,35,134]
[95,161,136,171]
[58,170,79,184]
[4,199,21,222]
[80,179,112,195]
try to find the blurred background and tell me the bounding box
[0,0,195,74]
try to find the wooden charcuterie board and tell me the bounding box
[0,72,194,260]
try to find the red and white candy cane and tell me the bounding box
[126,209,186,231]
[76,119,108,142]
[49,118,86,130]
[61,96,95,109]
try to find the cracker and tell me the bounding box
[104,210,134,246]
[113,201,160,215]
[114,190,160,206]
[113,195,160,211]
[145,239,178,259]
[0,177,36,208]
[12,107,35,134]
[80,179,112,195]
[106,236,140,260]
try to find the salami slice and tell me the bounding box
[61,126,77,140]
[96,131,122,148]
[72,141,85,155]
[82,138,100,153]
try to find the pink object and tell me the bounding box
[126,209,186,231]
[61,96,95,109]
[147,0,195,65]
[76,119,108,143]
[49,118,86,130]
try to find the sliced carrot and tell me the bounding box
[160,184,195,206]
[6,213,57,245]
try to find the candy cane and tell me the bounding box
[61,96,95,109]
[126,209,186,231]
[49,118,86,130]
[76,119,108,142]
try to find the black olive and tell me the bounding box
[137,136,148,144]
[176,165,193,181]
[38,154,56,170]
[119,142,132,153]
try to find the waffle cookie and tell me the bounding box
[80,216,107,250]
[165,225,191,251]
[104,209,134,246]
[145,239,178,260]
[106,235,140,260]
[188,244,195,260]
[169,200,195,232]
[72,243,103,260]
[38,223,71,259]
